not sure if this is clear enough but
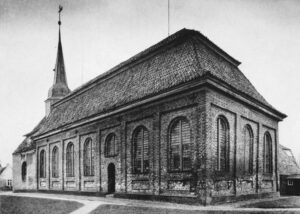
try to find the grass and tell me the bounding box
[0,195,83,214]
[241,197,300,209]
[89,204,300,214]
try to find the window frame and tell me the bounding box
[288,179,293,186]
[66,142,75,177]
[168,117,193,173]
[132,126,150,174]
[216,116,230,172]
[105,133,118,157]
[263,132,273,174]
[243,124,254,174]
[39,149,46,178]
[83,138,94,176]
[52,146,59,178]
[21,161,27,182]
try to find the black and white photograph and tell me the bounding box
[1,0,300,213]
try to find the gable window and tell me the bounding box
[264,132,272,174]
[132,126,149,174]
[52,146,59,178]
[169,117,192,172]
[105,133,117,157]
[66,142,74,177]
[40,150,46,178]
[83,138,94,176]
[217,116,230,172]
[21,162,27,182]
[243,125,254,174]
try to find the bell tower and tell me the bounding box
[45,5,70,116]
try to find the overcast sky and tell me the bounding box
[0,0,300,165]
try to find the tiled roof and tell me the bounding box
[278,144,300,175]
[13,137,36,155]
[13,118,46,154]
[0,166,6,175]
[25,29,284,138]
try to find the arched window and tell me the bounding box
[40,150,46,178]
[243,125,254,174]
[105,133,117,157]
[264,132,272,173]
[132,126,149,174]
[66,142,74,177]
[83,138,94,176]
[169,117,192,171]
[21,162,27,182]
[52,146,59,178]
[217,116,230,172]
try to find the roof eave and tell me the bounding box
[205,74,287,121]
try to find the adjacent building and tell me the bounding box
[12,17,286,205]
[278,144,300,195]
[0,164,13,190]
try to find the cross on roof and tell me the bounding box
[58,5,63,25]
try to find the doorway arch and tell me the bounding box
[107,163,116,193]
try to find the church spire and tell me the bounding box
[53,23,68,86]
[45,5,70,116]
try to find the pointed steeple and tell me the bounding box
[45,5,70,116]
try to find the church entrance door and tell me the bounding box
[107,163,115,193]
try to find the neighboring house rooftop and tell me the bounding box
[279,144,300,175]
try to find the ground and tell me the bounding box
[0,195,83,214]
[1,192,300,214]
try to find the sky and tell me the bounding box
[0,0,300,165]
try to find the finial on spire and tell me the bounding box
[58,5,63,26]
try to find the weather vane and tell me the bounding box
[58,5,63,26]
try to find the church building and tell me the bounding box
[12,13,286,205]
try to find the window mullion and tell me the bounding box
[91,142,93,175]
[217,119,220,170]
[142,129,144,173]
[179,120,182,171]
[244,130,246,173]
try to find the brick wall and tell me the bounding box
[14,86,281,204]
[206,89,279,201]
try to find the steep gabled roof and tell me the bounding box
[29,28,285,137]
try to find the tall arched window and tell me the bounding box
[66,142,74,177]
[243,125,254,174]
[264,132,272,173]
[132,126,149,174]
[169,117,192,171]
[21,162,27,182]
[217,116,230,172]
[83,138,94,176]
[52,146,59,178]
[105,133,117,157]
[40,150,46,178]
